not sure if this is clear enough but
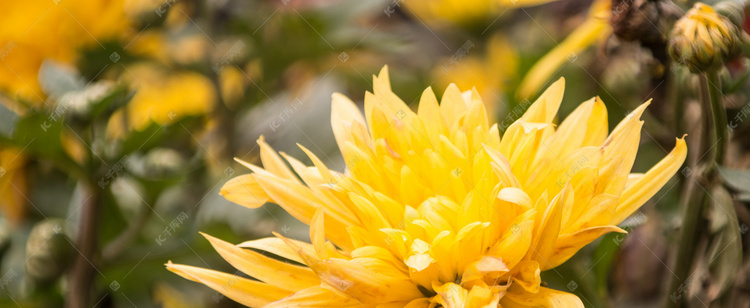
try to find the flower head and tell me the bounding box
[168,66,687,307]
[669,2,743,73]
[0,0,131,103]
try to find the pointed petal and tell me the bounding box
[219,174,269,208]
[520,78,565,124]
[258,136,299,182]
[503,287,584,308]
[166,262,292,307]
[253,173,319,224]
[201,233,319,292]
[237,237,308,264]
[263,286,360,308]
[613,137,687,224]
[516,0,611,99]
[548,225,627,268]
[331,92,367,151]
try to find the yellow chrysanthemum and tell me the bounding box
[0,0,131,103]
[106,63,216,137]
[404,0,556,28]
[168,66,686,307]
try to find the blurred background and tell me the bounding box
[1,0,750,307]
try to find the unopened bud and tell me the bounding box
[24,219,73,285]
[669,3,743,73]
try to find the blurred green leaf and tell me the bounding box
[120,122,166,155]
[10,111,65,158]
[707,186,742,301]
[718,166,750,194]
[592,232,621,298]
[87,86,132,120]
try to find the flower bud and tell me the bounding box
[669,2,743,73]
[24,219,74,285]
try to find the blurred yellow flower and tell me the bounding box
[107,63,215,137]
[0,149,26,227]
[0,0,130,103]
[434,34,518,120]
[168,66,686,306]
[404,0,556,28]
[517,0,611,99]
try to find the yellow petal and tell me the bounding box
[502,286,584,308]
[433,282,468,308]
[520,77,565,124]
[165,262,292,307]
[310,208,327,258]
[258,136,299,182]
[548,225,627,268]
[517,0,611,99]
[440,83,469,127]
[252,173,318,224]
[490,219,534,269]
[236,237,307,264]
[331,92,367,151]
[529,185,569,269]
[510,260,541,294]
[301,251,423,303]
[612,137,687,224]
[263,286,360,308]
[201,233,319,292]
[219,174,269,208]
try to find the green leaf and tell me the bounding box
[87,86,132,120]
[592,232,621,297]
[38,60,85,97]
[10,111,65,158]
[707,186,742,301]
[718,166,750,194]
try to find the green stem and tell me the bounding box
[665,174,708,308]
[705,72,728,168]
[665,71,728,308]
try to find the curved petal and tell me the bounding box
[502,286,584,308]
[612,137,688,224]
[202,233,319,292]
[517,0,611,99]
[166,262,292,307]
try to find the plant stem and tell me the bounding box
[665,173,707,308]
[665,71,728,308]
[67,181,101,308]
[705,72,727,168]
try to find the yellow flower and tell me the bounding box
[404,0,557,28]
[517,0,611,99]
[0,149,27,227]
[107,63,216,137]
[168,66,687,307]
[0,0,130,103]
[669,2,743,73]
[433,34,518,120]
